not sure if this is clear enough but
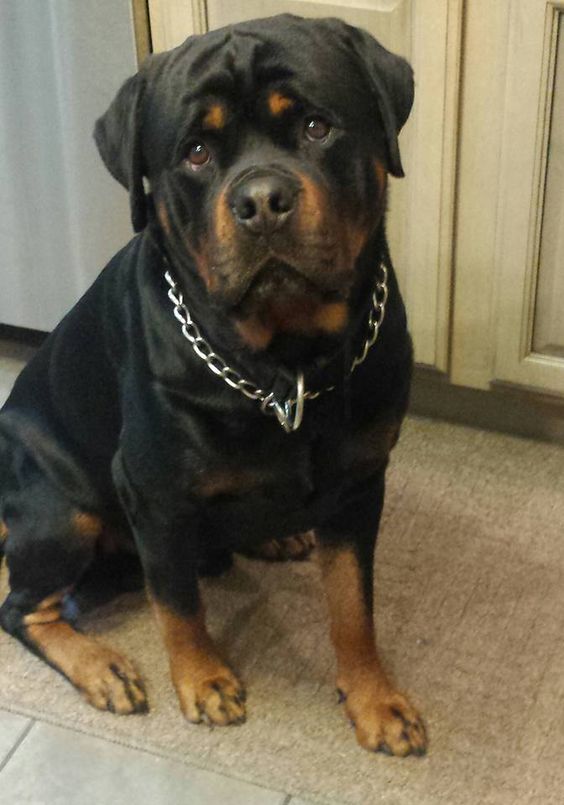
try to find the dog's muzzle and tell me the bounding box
[227,168,300,236]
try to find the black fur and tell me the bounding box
[0,14,413,674]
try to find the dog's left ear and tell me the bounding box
[94,72,148,232]
[347,26,414,178]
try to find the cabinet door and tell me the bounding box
[493,1,564,396]
[148,0,462,370]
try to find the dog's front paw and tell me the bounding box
[75,649,148,715]
[176,669,246,726]
[339,682,427,757]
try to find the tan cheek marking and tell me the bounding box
[374,159,387,188]
[340,160,388,266]
[268,92,294,117]
[0,521,7,542]
[346,223,371,262]
[187,238,217,292]
[234,317,275,351]
[73,512,103,540]
[214,187,236,243]
[203,103,226,130]
[156,199,171,236]
[313,302,349,334]
[297,173,327,232]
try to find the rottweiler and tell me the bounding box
[0,14,427,756]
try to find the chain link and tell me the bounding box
[164,263,388,420]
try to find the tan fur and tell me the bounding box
[374,158,387,187]
[317,546,427,755]
[186,237,217,292]
[23,590,67,626]
[202,103,226,130]
[243,532,315,561]
[234,318,275,350]
[214,187,237,244]
[73,512,103,540]
[297,172,327,234]
[268,92,294,117]
[152,600,246,725]
[194,467,261,498]
[156,199,171,235]
[312,301,348,333]
[25,620,146,713]
[343,420,400,473]
[0,521,7,542]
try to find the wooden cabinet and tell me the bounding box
[492,2,564,395]
[453,1,564,400]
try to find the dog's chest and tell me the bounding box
[189,416,398,542]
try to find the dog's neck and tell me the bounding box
[147,219,391,402]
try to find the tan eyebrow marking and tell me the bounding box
[268,92,295,117]
[202,104,226,130]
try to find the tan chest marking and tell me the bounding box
[193,467,264,498]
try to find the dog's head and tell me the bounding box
[95,15,413,350]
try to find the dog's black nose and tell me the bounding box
[230,173,298,234]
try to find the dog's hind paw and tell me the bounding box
[242,531,315,561]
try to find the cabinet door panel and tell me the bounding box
[494,2,564,395]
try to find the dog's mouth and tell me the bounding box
[234,258,329,317]
[229,258,350,349]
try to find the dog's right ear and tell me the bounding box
[94,73,147,232]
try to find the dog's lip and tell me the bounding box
[230,258,338,314]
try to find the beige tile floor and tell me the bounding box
[0,342,311,805]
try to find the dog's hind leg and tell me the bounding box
[0,476,147,714]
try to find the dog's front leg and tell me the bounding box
[113,453,246,726]
[316,473,427,756]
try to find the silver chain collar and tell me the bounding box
[164,264,388,433]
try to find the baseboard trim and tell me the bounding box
[410,366,564,445]
[0,324,48,348]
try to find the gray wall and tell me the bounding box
[0,0,138,331]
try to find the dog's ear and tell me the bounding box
[94,73,147,232]
[348,27,414,178]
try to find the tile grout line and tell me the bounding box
[0,709,296,800]
[0,711,295,802]
[0,719,36,775]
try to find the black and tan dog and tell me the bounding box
[0,15,426,756]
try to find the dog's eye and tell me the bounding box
[304,117,331,142]
[186,142,211,170]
